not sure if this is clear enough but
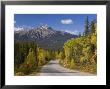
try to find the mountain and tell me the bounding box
[14,25,77,50]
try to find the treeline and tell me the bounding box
[14,41,58,75]
[58,17,97,73]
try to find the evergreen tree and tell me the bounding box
[78,32,81,37]
[84,16,89,36]
[90,20,96,34]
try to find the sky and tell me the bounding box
[14,14,97,35]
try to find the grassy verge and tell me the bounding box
[59,60,97,74]
[14,60,51,76]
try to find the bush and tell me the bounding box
[70,59,76,69]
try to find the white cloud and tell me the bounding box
[14,21,16,24]
[65,30,79,35]
[61,19,73,24]
[14,25,34,31]
[14,27,23,31]
[22,25,34,29]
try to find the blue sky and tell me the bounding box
[14,14,97,35]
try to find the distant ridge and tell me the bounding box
[14,24,77,50]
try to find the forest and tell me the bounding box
[58,17,97,74]
[14,16,97,75]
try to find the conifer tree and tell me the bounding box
[78,32,81,37]
[90,20,96,34]
[84,16,89,36]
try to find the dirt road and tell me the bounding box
[39,60,95,76]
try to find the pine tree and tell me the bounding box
[78,32,81,37]
[90,20,96,34]
[84,16,89,36]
